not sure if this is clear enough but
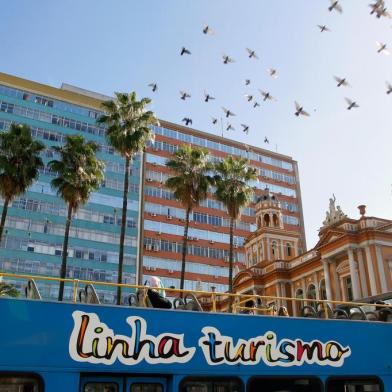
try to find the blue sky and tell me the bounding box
[1,0,392,247]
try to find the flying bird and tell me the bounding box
[222,107,236,117]
[267,68,278,78]
[202,25,214,35]
[244,94,253,102]
[264,137,269,144]
[180,47,191,56]
[318,24,331,32]
[148,83,158,92]
[345,98,359,110]
[246,48,259,59]
[370,0,384,14]
[241,124,249,134]
[222,54,235,64]
[179,90,191,100]
[376,41,390,54]
[294,101,310,117]
[226,123,235,131]
[211,117,218,124]
[253,102,260,108]
[245,79,251,85]
[259,90,276,101]
[376,7,391,18]
[386,82,392,94]
[334,76,351,87]
[182,117,193,126]
[328,0,343,13]
[204,91,215,102]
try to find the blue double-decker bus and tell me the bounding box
[0,293,390,391]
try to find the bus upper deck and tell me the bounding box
[1,273,392,391]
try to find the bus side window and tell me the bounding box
[84,383,119,392]
[0,375,42,391]
[180,377,243,392]
[130,384,163,392]
[326,377,383,391]
[247,377,322,391]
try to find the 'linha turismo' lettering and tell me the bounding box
[69,311,195,365]
[199,327,351,367]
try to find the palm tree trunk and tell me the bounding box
[58,204,73,301]
[0,197,9,244]
[117,156,130,305]
[228,217,235,312]
[180,206,191,293]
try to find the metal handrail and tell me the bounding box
[1,272,392,317]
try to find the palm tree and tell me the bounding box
[48,135,104,301]
[0,124,44,243]
[97,92,157,304]
[166,145,213,291]
[214,156,257,310]
[0,281,19,297]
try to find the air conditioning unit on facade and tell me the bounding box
[193,237,198,241]
[156,231,161,236]
[146,266,151,271]
[147,178,153,182]
[150,266,157,271]
[151,213,157,217]
[166,215,173,220]
[209,240,215,244]
[234,244,239,249]
[168,269,174,274]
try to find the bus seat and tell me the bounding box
[316,303,333,319]
[79,284,100,304]
[301,305,317,318]
[333,308,349,319]
[277,306,289,316]
[349,306,367,320]
[365,311,379,321]
[25,279,42,300]
[173,293,203,311]
[377,307,392,322]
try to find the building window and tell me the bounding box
[295,288,304,315]
[286,243,292,257]
[344,276,353,301]
[307,284,317,309]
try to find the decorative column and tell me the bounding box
[266,238,271,261]
[347,247,361,300]
[365,246,377,296]
[281,281,287,307]
[276,282,282,306]
[280,241,284,260]
[331,261,341,301]
[375,245,387,292]
[356,249,368,298]
[301,277,307,305]
[313,272,320,300]
[322,259,332,301]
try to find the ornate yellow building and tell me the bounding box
[233,190,392,316]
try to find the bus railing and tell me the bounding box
[1,271,392,320]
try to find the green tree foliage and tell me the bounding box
[166,144,214,291]
[48,135,104,301]
[214,156,257,310]
[98,92,157,304]
[0,124,44,242]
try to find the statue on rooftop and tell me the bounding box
[322,194,347,227]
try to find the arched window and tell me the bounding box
[271,241,278,259]
[307,284,317,309]
[264,214,270,227]
[273,214,279,227]
[319,279,327,300]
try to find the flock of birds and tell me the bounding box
[147,0,392,141]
